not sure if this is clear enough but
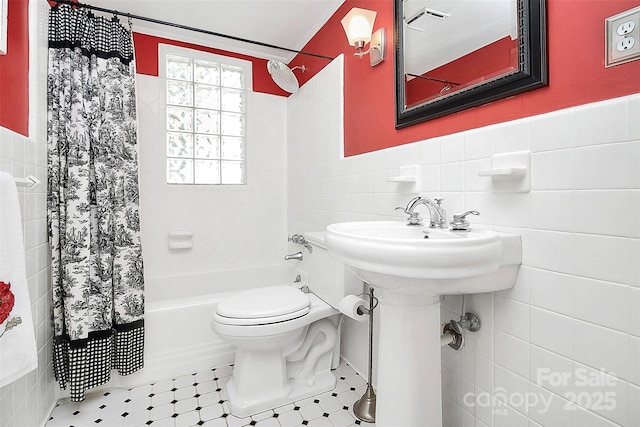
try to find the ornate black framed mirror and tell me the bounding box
[395,0,547,128]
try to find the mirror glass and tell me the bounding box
[395,0,547,128]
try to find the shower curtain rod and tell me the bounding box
[407,73,461,86]
[51,0,336,61]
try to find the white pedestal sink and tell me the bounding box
[325,221,521,426]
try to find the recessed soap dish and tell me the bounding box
[478,167,527,179]
[387,165,420,192]
[168,230,194,249]
[478,151,530,193]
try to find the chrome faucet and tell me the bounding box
[288,234,313,253]
[284,251,303,261]
[396,196,447,228]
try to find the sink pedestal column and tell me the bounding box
[375,289,442,427]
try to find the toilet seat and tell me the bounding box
[215,285,311,326]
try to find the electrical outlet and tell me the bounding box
[606,6,640,67]
[617,36,636,52]
[617,20,636,35]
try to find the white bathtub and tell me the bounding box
[104,264,300,390]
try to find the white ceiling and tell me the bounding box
[87,0,345,63]
[403,0,517,75]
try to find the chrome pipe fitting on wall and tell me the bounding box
[442,321,465,350]
[285,233,313,261]
[457,312,481,332]
[442,312,481,351]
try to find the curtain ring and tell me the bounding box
[127,16,133,30]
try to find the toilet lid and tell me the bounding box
[215,285,311,325]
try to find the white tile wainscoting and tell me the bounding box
[287,58,639,427]
[0,128,56,426]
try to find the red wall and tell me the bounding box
[0,0,29,136]
[4,0,639,145]
[290,0,640,156]
[133,33,290,97]
[0,2,291,138]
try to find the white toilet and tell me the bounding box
[211,232,362,418]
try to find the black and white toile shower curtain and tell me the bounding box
[47,4,145,401]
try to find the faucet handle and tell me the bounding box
[395,206,422,225]
[288,234,313,252]
[434,198,444,206]
[450,210,480,231]
[407,211,422,225]
[456,210,480,219]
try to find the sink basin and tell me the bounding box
[325,220,520,295]
[325,221,521,425]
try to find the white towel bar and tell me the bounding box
[13,175,41,189]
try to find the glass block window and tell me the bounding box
[163,48,249,185]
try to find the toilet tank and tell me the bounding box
[302,231,363,308]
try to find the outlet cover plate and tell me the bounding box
[606,6,640,67]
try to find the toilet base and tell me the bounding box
[212,291,343,419]
[224,317,341,418]
[225,368,337,418]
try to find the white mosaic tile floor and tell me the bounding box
[46,362,375,427]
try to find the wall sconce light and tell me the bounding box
[340,7,386,66]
